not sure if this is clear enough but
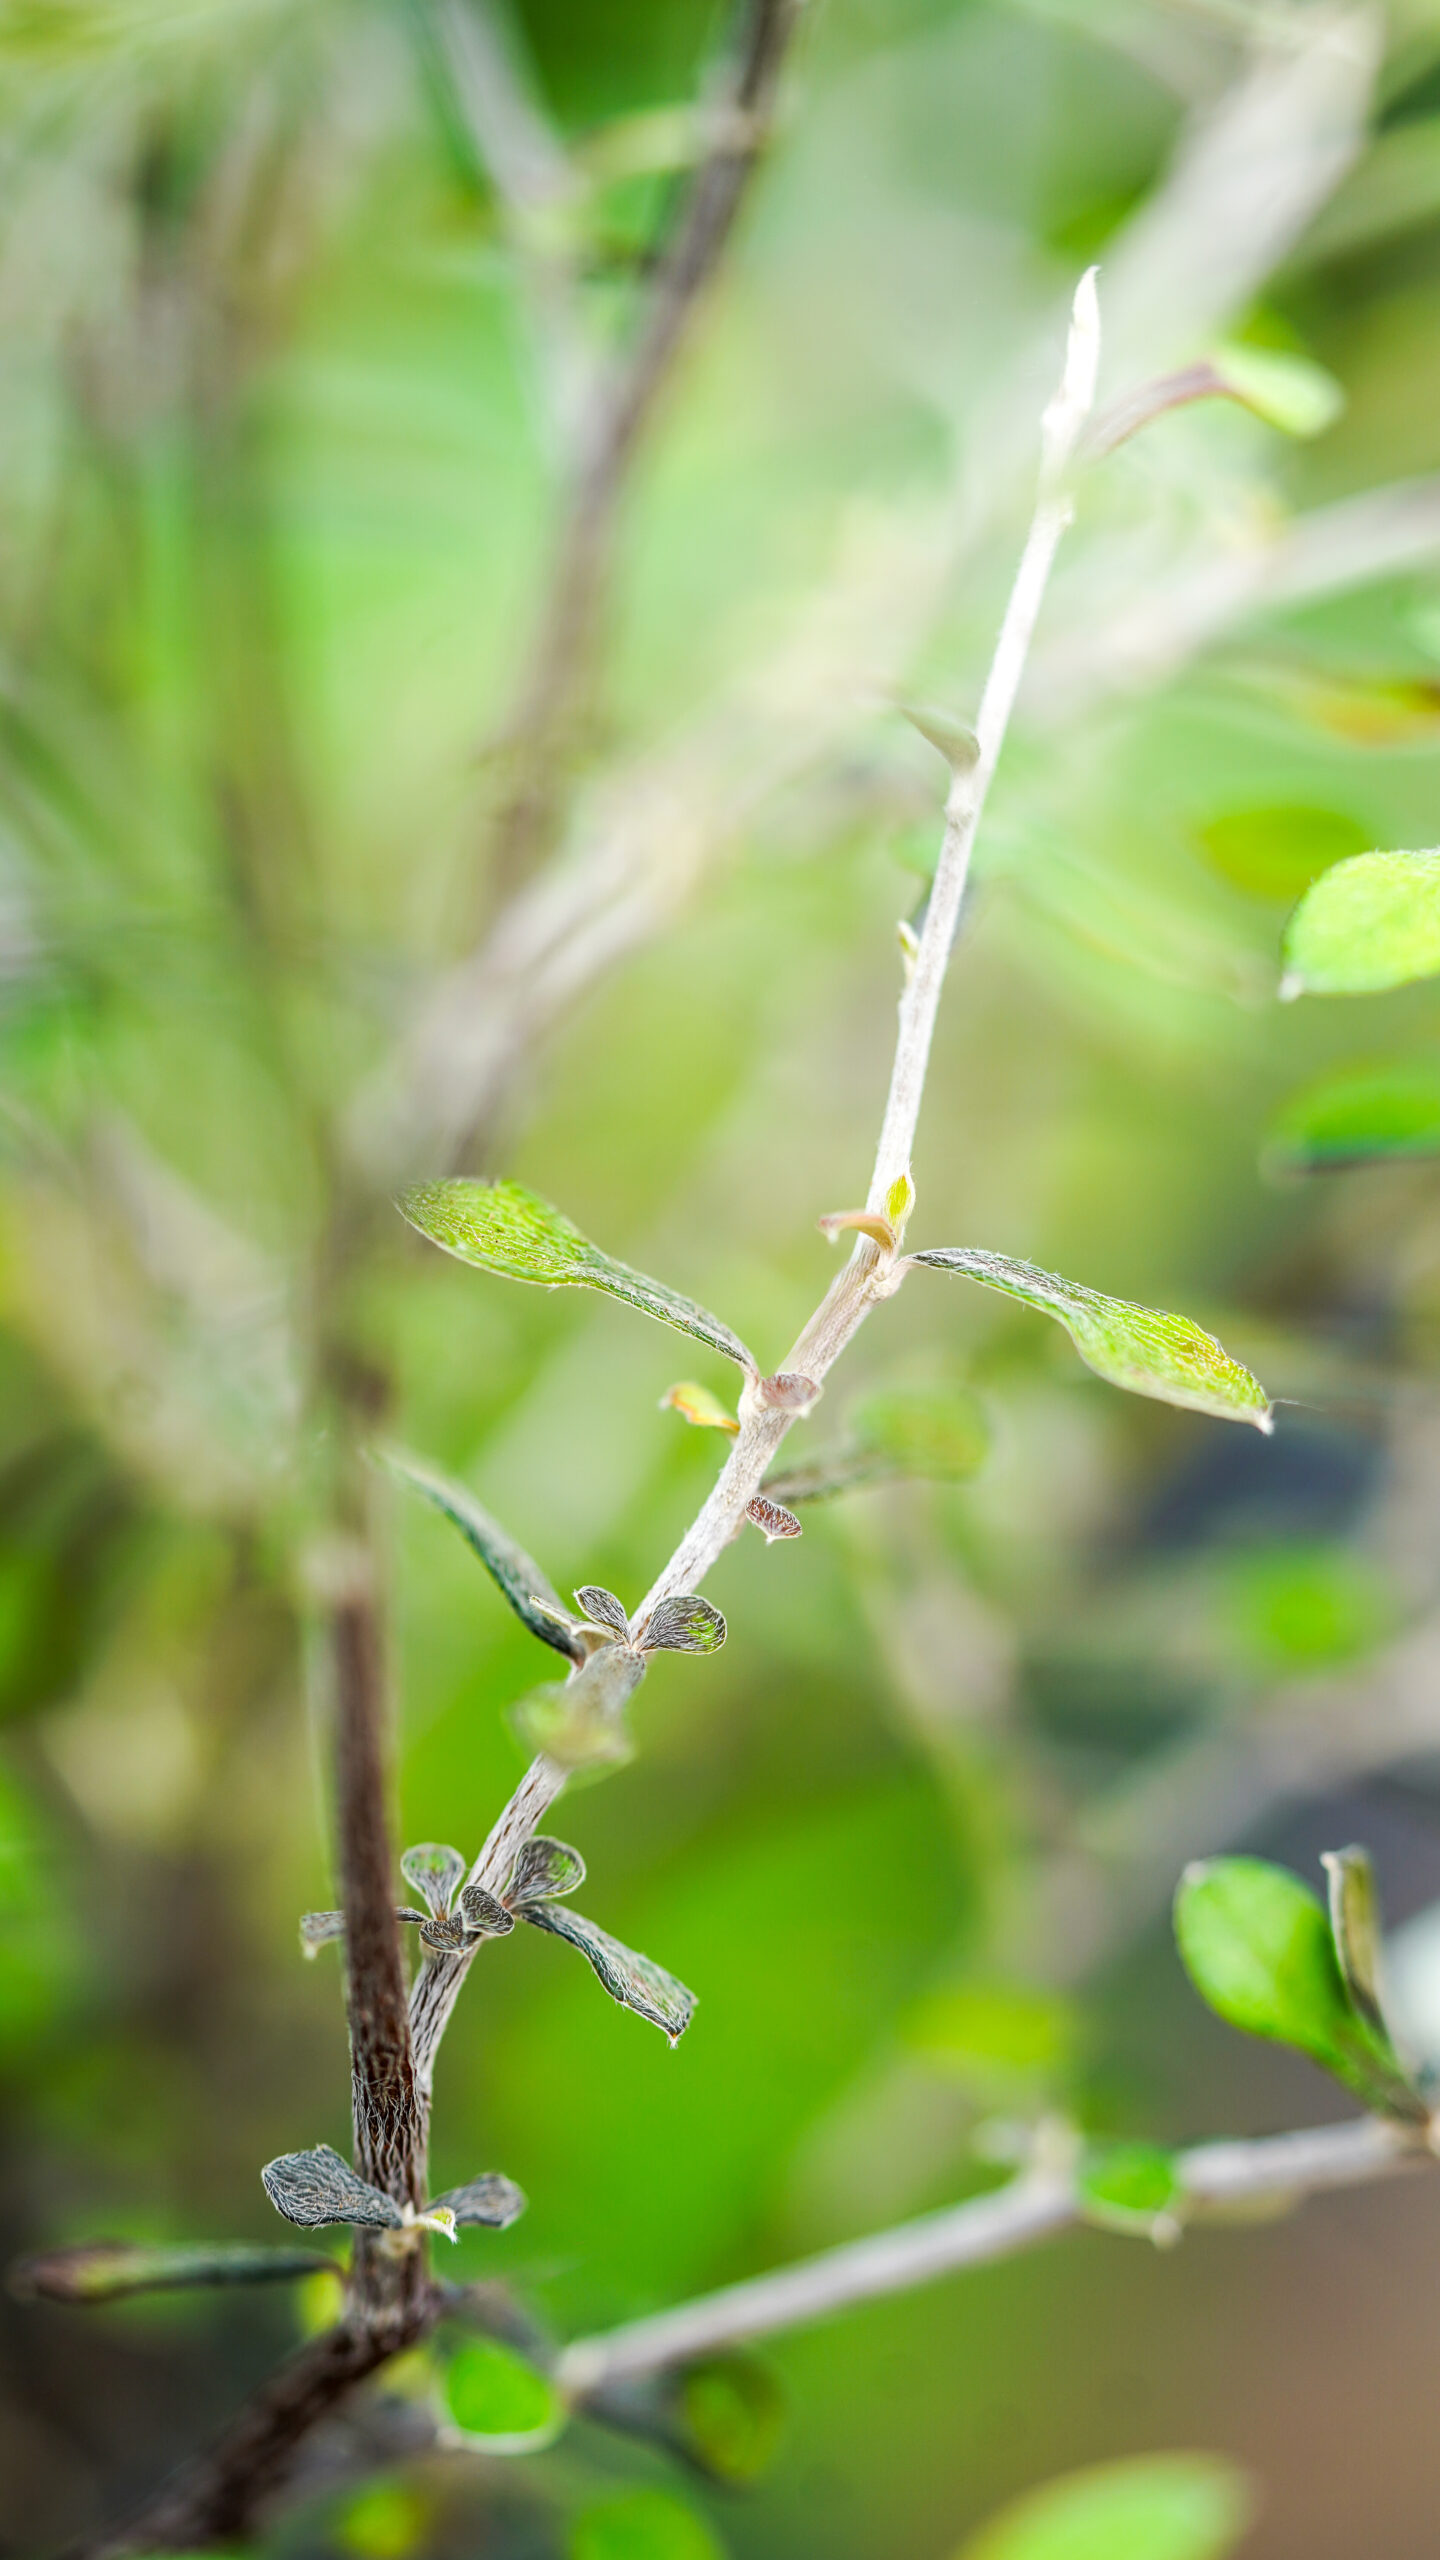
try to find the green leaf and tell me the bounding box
[8,2238,337,2303]
[571,2489,725,2560]
[1197,805,1368,904]
[901,702,981,774]
[852,1384,990,1480]
[1264,1059,1440,1174]
[521,1899,697,2043]
[400,1842,465,1918]
[660,1381,738,1432]
[910,1251,1271,1431]
[1210,342,1344,438]
[1078,2142,1185,2239]
[513,1644,646,1770]
[956,2453,1253,2560]
[1173,1857,1422,2117]
[505,1835,586,1904]
[382,1447,584,1663]
[444,2336,564,2451]
[902,1981,1077,2087]
[673,2354,786,2485]
[640,1594,727,1654]
[399,1180,754,1372]
[1322,1845,1389,2042]
[1220,1544,1392,1671]
[261,2145,402,2231]
[337,2480,430,2560]
[1281,848,1440,997]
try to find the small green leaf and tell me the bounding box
[521,1900,697,2043]
[901,703,981,774]
[261,2146,402,2231]
[1197,805,1368,904]
[660,1382,738,1433]
[1078,2142,1185,2239]
[1221,1544,1392,1671]
[1322,1846,1389,2042]
[571,2489,725,2560]
[383,1447,584,1662]
[674,2354,785,2485]
[852,1384,990,1481]
[1173,1857,1422,2117]
[910,1251,1271,1430]
[1282,849,1440,997]
[956,2453,1253,2560]
[8,2238,337,2303]
[400,1842,465,1918]
[1211,342,1344,438]
[506,1835,586,1905]
[1264,1060,1440,1174]
[399,1180,754,1372]
[444,2335,564,2450]
[902,1981,1077,2087]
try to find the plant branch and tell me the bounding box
[555,2112,1422,2395]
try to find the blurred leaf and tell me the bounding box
[9,2238,336,2303]
[1078,2143,1185,2239]
[506,1835,587,1905]
[674,2353,786,2485]
[571,2489,725,2560]
[851,1384,989,1481]
[261,2144,401,2231]
[902,1980,1077,2086]
[400,1841,465,1918]
[1281,850,1440,997]
[443,2335,563,2450]
[1173,1858,1422,2116]
[522,1900,697,2043]
[1196,805,1368,903]
[300,1910,347,1954]
[514,1644,646,1769]
[910,1251,1271,1429]
[901,702,981,772]
[399,1180,754,1371]
[1264,1059,1440,1173]
[1221,1544,1392,1670]
[1322,1846,1388,2041]
[956,2453,1253,2560]
[337,2481,430,2560]
[641,1594,726,1654]
[661,1382,738,1432]
[1210,343,1343,437]
[384,1447,584,1663]
[428,2171,527,2229]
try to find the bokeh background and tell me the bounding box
[8,0,1440,2552]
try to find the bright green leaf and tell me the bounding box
[337,2482,430,2560]
[1211,342,1344,438]
[910,1251,1271,1430]
[1281,849,1440,997]
[675,2354,785,2485]
[1197,805,1368,903]
[399,1180,754,1371]
[1078,2142,1185,2237]
[903,1980,1077,2084]
[571,2490,725,2560]
[444,2336,564,2451]
[1264,1059,1440,1174]
[956,2453,1253,2560]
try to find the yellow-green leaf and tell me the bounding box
[1197,805,1367,903]
[1211,342,1344,438]
[1281,849,1440,997]
[444,2337,564,2451]
[910,1250,1271,1430]
[400,1180,754,1371]
[660,1381,739,1432]
[956,2454,1252,2560]
[571,2490,724,2560]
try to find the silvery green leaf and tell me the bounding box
[261,2144,402,2230]
[419,1913,470,1952]
[746,1494,802,1542]
[522,1900,696,2044]
[394,1905,432,1927]
[10,2239,337,2303]
[910,1250,1272,1431]
[401,1843,466,1919]
[505,1835,586,1906]
[460,1884,515,1938]
[574,1585,631,1637]
[639,1594,726,1654]
[514,1644,646,1770]
[383,1446,585,1663]
[398,1179,755,1373]
[429,2172,528,2230]
[300,1910,346,1955]
[1322,1846,1389,2041]
[1281,849,1440,997]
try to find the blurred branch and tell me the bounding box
[556,2114,1421,2393]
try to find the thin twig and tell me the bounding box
[555,2112,1421,2394]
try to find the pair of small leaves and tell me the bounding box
[9,2238,336,2304]
[909,1251,1272,1432]
[261,2142,525,2239]
[300,1837,520,1960]
[402,1832,696,2045]
[399,1179,754,1372]
[1173,1850,1427,2124]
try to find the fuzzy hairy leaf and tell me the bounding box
[261,2145,402,2231]
[958,2454,1252,2560]
[419,1913,470,1951]
[747,1493,802,1542]
[9,2239,336,2303]
[383,1447,583,1662]
[506,1835,586,1905]
[401,1842,465,1919]
[459,1884,515,1938]
[428,2172,527,2229]
[1281,848,1440,996]
[911,1250,1271,1430]
[640,1594,726,1654]
[1264,1060,1440,1174]
[574,1585,631,1637]
[522,1899,696,2043]
[399,1180,754,1371]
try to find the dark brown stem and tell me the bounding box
[479,0,801,922]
